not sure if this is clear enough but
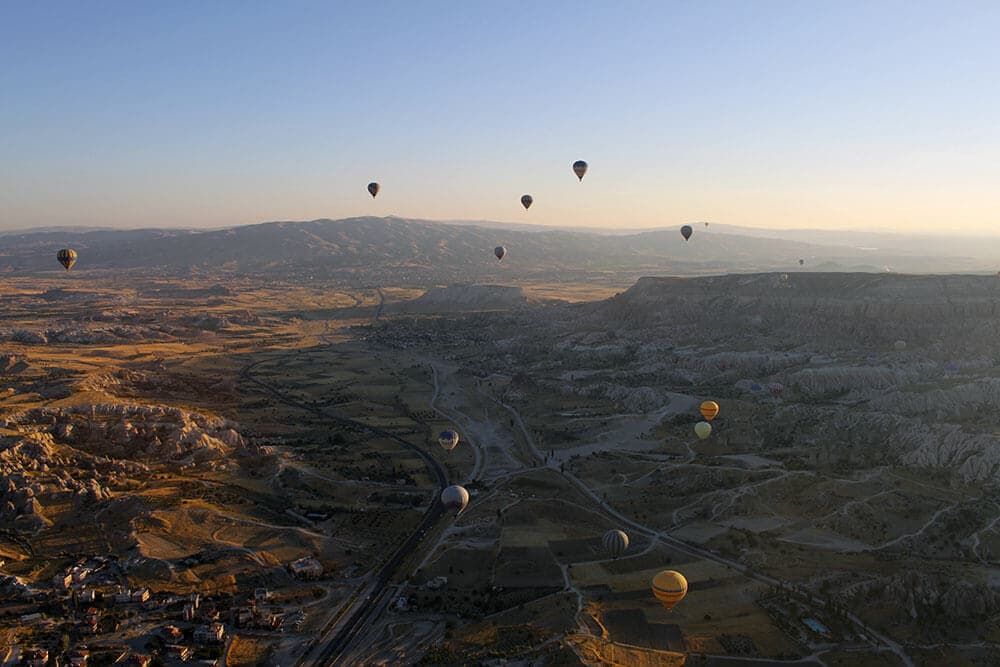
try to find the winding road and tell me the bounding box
[243,287,915,666]
[479,387,915,667]
[238,290,453,666]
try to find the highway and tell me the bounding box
[240,292,450,666]
[242,288,913,666]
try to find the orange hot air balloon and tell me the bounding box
[700,401,720,421]
[652,570,688,610]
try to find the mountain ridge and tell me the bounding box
[0,216,989,279]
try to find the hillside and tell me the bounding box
[389,284,539,313]
[0,217,985,283]
[586,272,1000,354]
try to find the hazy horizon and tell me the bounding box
[4,2,1000,233]
[5,5,1000,662]
[3,215,1000,242]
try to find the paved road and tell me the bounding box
[310,503,444,665]
[490,391,915,667]
[239,318,449,666]
[247,299,914,666]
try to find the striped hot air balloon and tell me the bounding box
[57,248,77,271]
[652,570,688,610]
[602,529,629,559]
[700,401,720,421]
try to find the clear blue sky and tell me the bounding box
[2,1,999,232]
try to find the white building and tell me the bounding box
[289,557,323,579]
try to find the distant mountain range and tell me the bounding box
[0,217,992,282]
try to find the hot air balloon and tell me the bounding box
[799,259,805,266]
[652,570,688,611]
[750,383,763,393]
[438,430,459,452]
[602,529,629,559]
[694,421,712,440]
[894,340,907,351]
[680,225,693,241]
[704,222,709,227]
[57,249,77,271]
[494,246,507,262]
[367,182,380,198]
[768,382,784,397]
[700,401,720,421]
[521,195,533,210]
[573,160,588,181]
[441,485,469,515]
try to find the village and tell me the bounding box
[2,554,328,666]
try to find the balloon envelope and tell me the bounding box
[652,570,688,610]
[441,485,470,514]
[438,430,460,452]
[602,529,629,559]
[694,421,712,440]
[573,160,588,181]
[57,249,77,271]
[699,401,720,421]
[367,182,380,198]
[521,194,533,210]
[494,246,507,262]
[680,225,693,241]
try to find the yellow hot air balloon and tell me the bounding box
[694,421,712,440]
[652,570,687,610]
[700,401,719,421]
